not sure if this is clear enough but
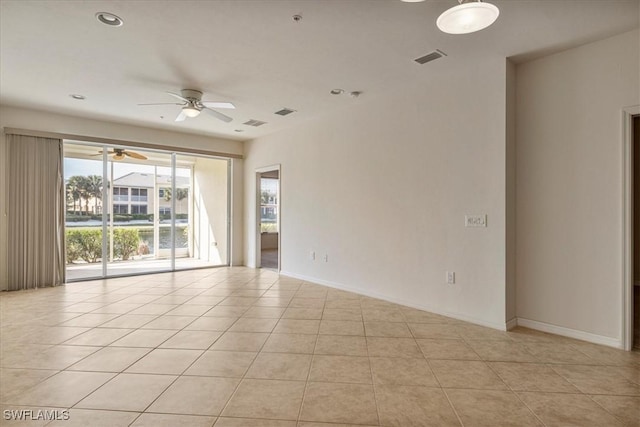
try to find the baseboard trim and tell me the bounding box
[505,317,518,331]
[516,318,623,349]
[280,270,510,331]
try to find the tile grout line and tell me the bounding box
[365,297,383,427]
[65,272,253,422]
[295,293,323,424]
[215,276,296,422]
[416,322,466,427]
[483,356,550,427]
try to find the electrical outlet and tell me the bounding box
[310,251,315,261]
[446,271,455,284]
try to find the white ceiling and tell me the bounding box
[1,0,638,141]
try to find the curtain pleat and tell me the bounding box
[7,134,65,290]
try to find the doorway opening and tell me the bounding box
[256,166,280,271]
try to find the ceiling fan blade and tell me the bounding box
[93,150,116,156]
[124,151,148,160]
[138,102,184,106]
[166,91,191,103]
[175,110,187,122]
[202,107,233,123]
[202,101,235,109]
[113,153,125,161]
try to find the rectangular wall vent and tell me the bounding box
[243,119,267,127]
[414,49,447,65]
[274,108,296,116]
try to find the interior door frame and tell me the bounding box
[623,105,640,351]
[255,164,281,271]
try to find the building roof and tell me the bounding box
[113,172,189,188]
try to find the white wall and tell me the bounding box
[0,105,244,290]
[244,56,511,329]
[231,158,244,266]
[193,157,229,265]
[516,30,640,345]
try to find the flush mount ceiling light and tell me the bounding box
[182,104,201,118]
[96,12,123,27]
[437,0,499,34]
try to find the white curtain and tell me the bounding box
[7,134,65,290]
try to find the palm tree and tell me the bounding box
[66,176,84,215]
[72,176,91,216]
[84,175,103,214]
[163,187,189,213]
[65,183,75,213]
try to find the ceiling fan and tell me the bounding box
[139,89,235,123]
[94,148,148,161]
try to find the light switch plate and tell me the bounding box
[465,215,487,227]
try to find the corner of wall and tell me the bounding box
[505,58,517,323]
[0,132,7,290]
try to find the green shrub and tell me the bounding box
[66,214,91,222]
[66,228,142,263]
[65,238,83,264]
[113,228,140,261]
[158,213,188,221]
[132,214,152,221]
[66,229,102,263]
[261,222,278,233]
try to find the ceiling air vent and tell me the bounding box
[243,119,267,127]
[274,108,296,116]
[414,49,447,65]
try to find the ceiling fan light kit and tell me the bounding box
[437,0,499,34]
[139,88,235,123]
[182,105,201,118]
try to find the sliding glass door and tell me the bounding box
[105,148,173,277]
[64,142,105,280]
[64,142,229,281]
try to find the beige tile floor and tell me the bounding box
[1,267,638,426]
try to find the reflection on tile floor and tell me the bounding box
[1,267,639,426]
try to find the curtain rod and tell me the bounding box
[3,127,244,160]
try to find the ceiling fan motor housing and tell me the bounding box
[181,89,203,102]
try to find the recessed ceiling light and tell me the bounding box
[70,94,86,100]
[96,12,124,27]
[330,89,344,95]
[234,129,244,132]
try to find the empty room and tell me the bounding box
[0,0,639,426]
